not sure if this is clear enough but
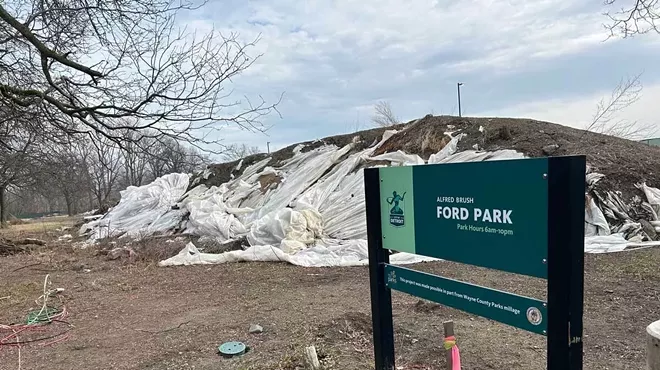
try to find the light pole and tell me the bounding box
[457,82,463,117]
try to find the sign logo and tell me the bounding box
[386,191,407,227]
[526,307,543,326]
[387,270,397,285]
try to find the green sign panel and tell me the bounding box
[385,264,548,335]
[379,158,549,278]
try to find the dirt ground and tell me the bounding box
[1,219,659,370]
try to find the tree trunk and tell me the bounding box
[0,186,7,228]
[64,192,74,216]
[96,192,104,211]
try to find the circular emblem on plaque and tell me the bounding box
[526,307,543,326]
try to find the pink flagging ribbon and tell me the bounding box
[443,335,462,370]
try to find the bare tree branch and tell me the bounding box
[585,72,656,139]
[371,101,399,127]
[221,143,260,161]
[0,0,281,152]
[604,0,660,38]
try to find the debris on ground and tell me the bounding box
[303,345,321,370]
[78,115,660,267]
[20,238,47,246]
[0,275,72,361]
[57,234,73,242]
[0,238,47,256]
[249,324,263,334]
[106,247,137,261]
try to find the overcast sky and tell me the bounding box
[183,0,660,152]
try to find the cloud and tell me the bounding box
[178,0,660,152]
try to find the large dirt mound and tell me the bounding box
[82,114,660,260]
[203,115,659,202]
[377,115,659,201]
[193,125,404,189]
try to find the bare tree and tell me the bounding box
[41,144,94,216]
[222,143,260,161]
[145,137,207,178]
[0,0,281,152]
[0,115,40,226]
[86,136,123,210]
[121,131,149,187]
[585,72,655,139]
[605,0,660,38]
[371,101,399,127]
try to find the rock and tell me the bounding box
[249,324,263,334]
[107,248,124,260]
[107,247,137,260]
[542,144,560,155]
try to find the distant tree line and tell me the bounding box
[0,127,208,225]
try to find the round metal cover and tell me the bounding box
[218,341,246,357]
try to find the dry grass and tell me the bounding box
[0,281,41,316]
[595,248,660,280]
[0,216,78,240]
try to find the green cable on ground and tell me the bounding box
[25,307,60,325]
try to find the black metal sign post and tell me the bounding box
[364,156,585,370]
[365,167,395,370]
[547,157,585,370]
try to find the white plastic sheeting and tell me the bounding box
[585,197,611,237]
[431,149,525,164]
[159,241,436,267]
[81,129,660,266]
[80,173,190,240]
[183,185,249,242]
[585,234,660,253]
[428,133,466,163]
[247,208,323,252]
[369,151,425,166]
[255,144,354,219]
[637,182,660,216]
[584,234,629,253]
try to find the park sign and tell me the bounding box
[364,156,586,370]
[379,158,548,278]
